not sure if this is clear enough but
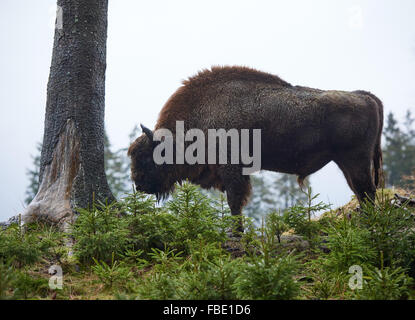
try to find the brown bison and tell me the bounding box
[128,66,383,232]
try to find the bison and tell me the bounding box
[128,66,383,232]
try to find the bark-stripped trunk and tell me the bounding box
[23,0,114,228]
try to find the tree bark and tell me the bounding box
[23,0,114,228]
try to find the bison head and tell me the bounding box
[127,124,175,200]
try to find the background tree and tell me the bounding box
[104,124,141,198]
[104,132,131,198]
[24,143,42,205]
[272,173,308,208]
[226,172,308,224]
[23,0,114,227]
[243,173,278,222]
[383,110,415,188]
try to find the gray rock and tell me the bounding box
[280,235,310,251]
[0,215,20,230]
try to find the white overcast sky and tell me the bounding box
[0,0,414,221]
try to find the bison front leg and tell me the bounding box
[220,166,252,236]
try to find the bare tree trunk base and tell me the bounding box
[23,119,80,230]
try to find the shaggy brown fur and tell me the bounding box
[128,66,384,233]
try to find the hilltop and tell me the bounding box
[1,184,414,300]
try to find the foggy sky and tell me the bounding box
[0,0,414,221]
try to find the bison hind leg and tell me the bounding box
[335,156,376,204]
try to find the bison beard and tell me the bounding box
[128,66,384,234]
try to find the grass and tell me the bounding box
[1,183,415,300]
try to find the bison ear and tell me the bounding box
[140,124,153,141]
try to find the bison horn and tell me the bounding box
[140,124,153,141]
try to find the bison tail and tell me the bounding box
[371,94,384,188]
[373,136,383,188]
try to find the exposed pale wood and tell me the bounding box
[23,120,79,228]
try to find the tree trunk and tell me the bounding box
[23,0,114,228]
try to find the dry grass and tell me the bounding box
[319,188,410,220]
